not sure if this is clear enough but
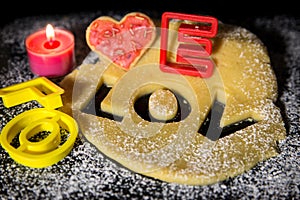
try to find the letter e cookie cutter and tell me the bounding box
[160,12,218,78]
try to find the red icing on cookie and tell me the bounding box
[86,12,156,70]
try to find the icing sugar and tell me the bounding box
[58,15,288,186]
[0,12,298,199]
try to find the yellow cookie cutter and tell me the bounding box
[0,76,64,109]
[0,108,78,168]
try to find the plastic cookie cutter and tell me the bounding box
[0,108,78,168]
[0,76,64,109]
[159,12,218,78]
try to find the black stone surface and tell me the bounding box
[0,11,299,199]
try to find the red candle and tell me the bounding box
[25,24,76,77]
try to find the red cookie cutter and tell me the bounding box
[159,12,218,78]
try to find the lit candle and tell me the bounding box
[25,24,76,77]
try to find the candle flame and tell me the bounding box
[46,24,55,42]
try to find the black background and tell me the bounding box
[1,0,299,28]
[0,1,299,199]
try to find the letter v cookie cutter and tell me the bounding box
[0,76,64,109]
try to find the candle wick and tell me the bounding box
[44,37,60,49]
[49,37,55,46]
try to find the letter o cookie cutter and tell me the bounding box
[0,108,78,168]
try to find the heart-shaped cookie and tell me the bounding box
[86,12,157,70]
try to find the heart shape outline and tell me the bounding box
[86,12,157,70]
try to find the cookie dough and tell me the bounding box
[59,18,286,185]
[148,88,178,121]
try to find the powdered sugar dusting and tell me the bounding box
[0,12,299,199]
[148,88,178,121]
